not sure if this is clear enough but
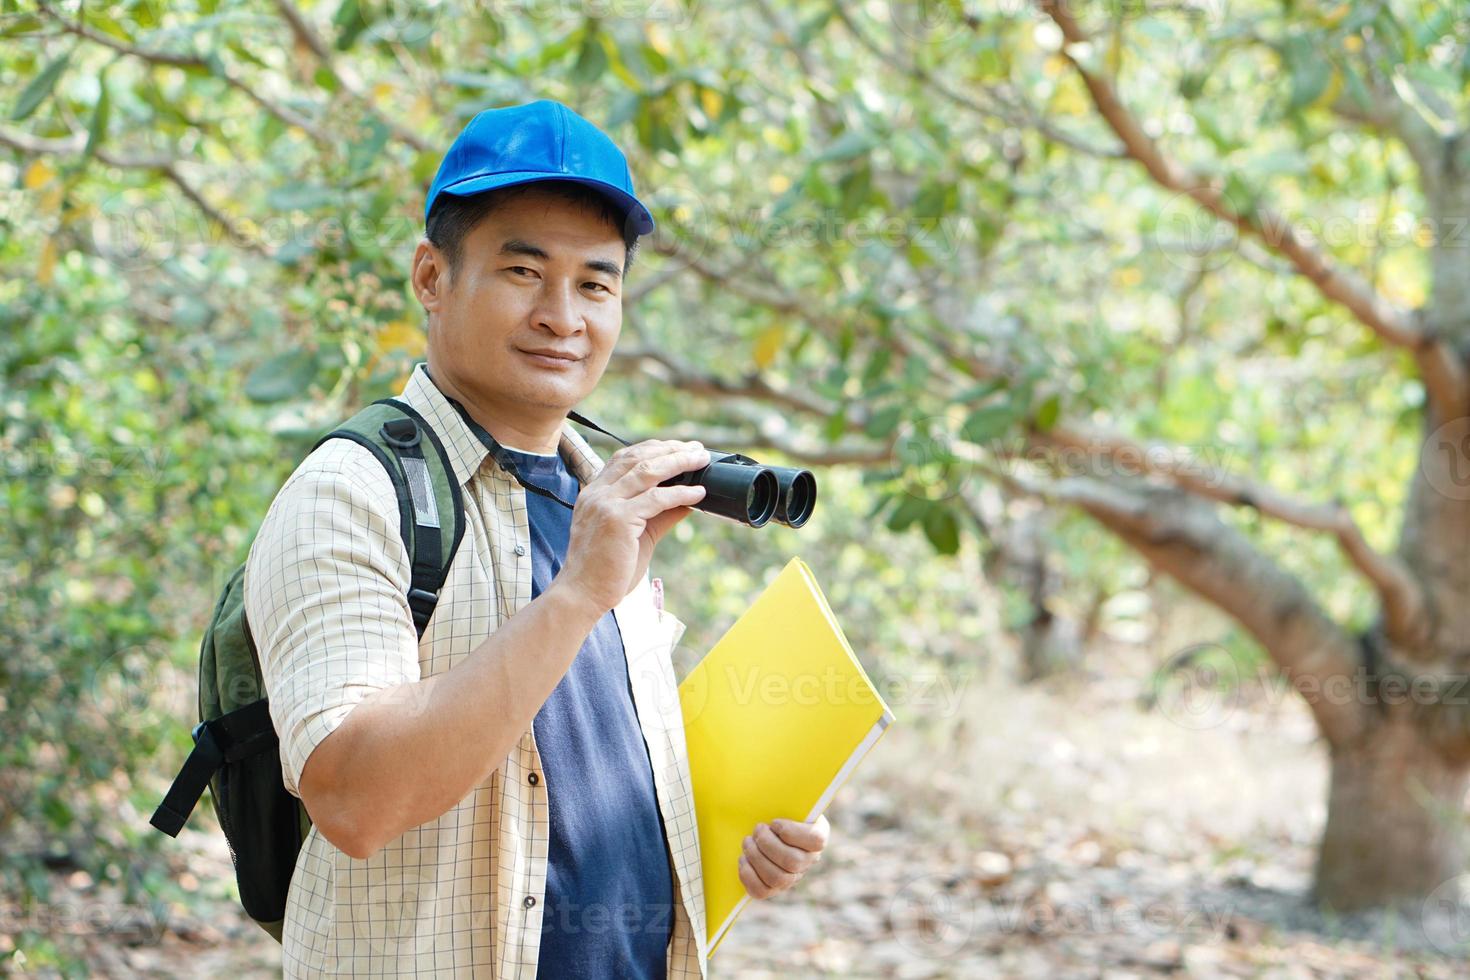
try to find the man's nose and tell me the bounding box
[532,280,582,335]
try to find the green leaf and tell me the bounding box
[640,41,668,75]
[1033,393,1062,432]
[171,295,214,330]
[815,129,874,164]
[1192,108,1235,153]
[635,99,679,154]
[603,34,641,89]
[1,13,42,37]
[796,7,834,45]
[866,404,903,439]
[1222,173,1259,223]
[861,346,892,386]
[244,348,320,403]
[12,51,71,122]
[536,28,584,67]
[266,183,335,212]
[838,163,872,217]
[886,495,927,532]
[913,179,956,218]
[1283,35,1332,110]
[1341,61,1372,115]
[956,378,1007,403]
[572,31,609,84]
[605,91,641,129]
[348,118,390,181]
[823,406,848,442]
[82,73,111,162]
[334,0,367,50]
[922,505,961,555]
[961,403,1019,444]
[228,41,270,70]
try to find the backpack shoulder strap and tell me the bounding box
[312,399,465,638]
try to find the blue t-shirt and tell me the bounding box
[497,445,674,979]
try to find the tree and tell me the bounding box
[6,0,1465,933]
[1021,0,1470,910]
[620,0,1470,909]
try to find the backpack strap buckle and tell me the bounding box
[381,417,422,450]
[407,587,438,633]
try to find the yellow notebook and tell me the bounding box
[677,556,895,955]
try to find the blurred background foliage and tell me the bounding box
[2,0,1464,972]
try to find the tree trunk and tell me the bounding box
[1020,606,1083,682]
[1314,709,1470,911]
[1317,160,1470,907]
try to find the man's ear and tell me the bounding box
[412,238,449,314]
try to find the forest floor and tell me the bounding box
[19,642,1470,979]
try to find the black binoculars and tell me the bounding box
[658,451,816,528]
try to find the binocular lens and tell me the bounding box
[745,469,780,527]
[774,469,816,528]
[657,450,814,529]
[664,453,780,526]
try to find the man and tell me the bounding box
[244,100,829,978]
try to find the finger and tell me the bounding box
[628,484,707,521]
[600,440,698,484]
[644,502,696,543]
[742,833,798,892]
[737,854,772,899]
[753,822,812,875]
[610,445,709,498]
[771,816,829,852]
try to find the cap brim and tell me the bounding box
[431,171,656,237]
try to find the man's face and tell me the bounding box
[414,187,626,424]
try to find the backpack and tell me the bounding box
[148,397,466,942]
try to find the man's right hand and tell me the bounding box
[554,439,709,618]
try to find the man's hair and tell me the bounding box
[425,181,642,280]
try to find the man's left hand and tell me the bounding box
[738,814,831,900]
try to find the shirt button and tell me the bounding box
[527,772,539,786]
[523,895,536,909]
[514,544,527,557]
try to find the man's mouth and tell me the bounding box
[519,348,583,367]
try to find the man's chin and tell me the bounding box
[519,380,597,416]
[450,361,604,416]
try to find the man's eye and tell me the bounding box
[584,282,610,293]
[509,266,537,277]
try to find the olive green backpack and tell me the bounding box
[148,398,466,942]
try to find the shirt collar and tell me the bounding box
[398,361,608,488]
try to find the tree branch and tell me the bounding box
[1329,70,1446,192]
[157,162,266,256]
[603,345,899,466]
[607,346,838,421]
[831,3,1125,160]
[0,126,269,256]
[991,466,1367,746]
[655,425,895,467]
[1037,1,1468,422]
[658,238,966,396]
[1036,424,1430,649]
[272,0,430,153]
[38,2,329,145]
[1236,24,1448,185]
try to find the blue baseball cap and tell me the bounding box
[423,100,655,237]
